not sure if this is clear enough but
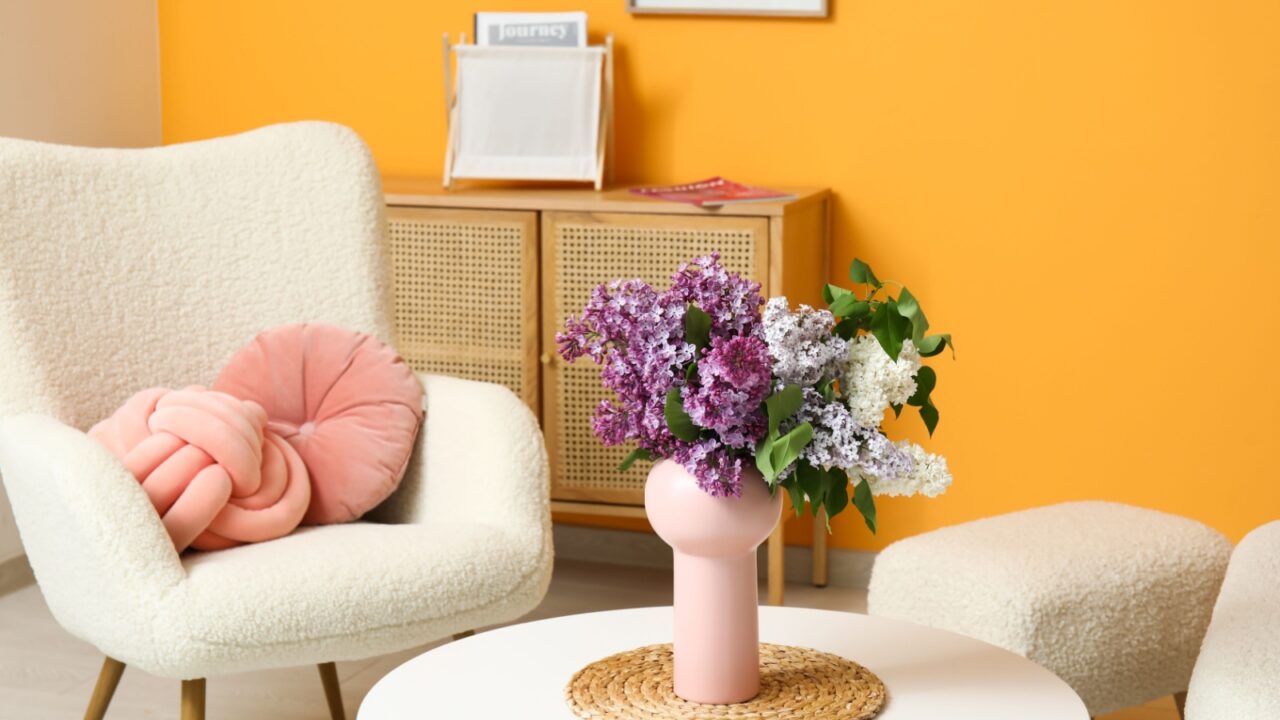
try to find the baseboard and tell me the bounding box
[0,554,33,597]
[553,524,876,590]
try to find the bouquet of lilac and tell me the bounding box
[557,254,952,531]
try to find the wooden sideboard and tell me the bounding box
[382,177,831,605]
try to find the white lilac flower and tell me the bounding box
[844,335,921,427]
[860,441,952,497]
[762,297,850,387]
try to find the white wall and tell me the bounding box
[0,0,161,564]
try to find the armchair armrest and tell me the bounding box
[0,414,184,653]
[370,374,551,537]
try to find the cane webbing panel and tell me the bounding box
[547,213,766,503]
[386,208,536,409]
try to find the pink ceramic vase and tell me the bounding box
[645,459,783,704]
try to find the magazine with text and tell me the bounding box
[629,177,797,208]
[474,12,587,48]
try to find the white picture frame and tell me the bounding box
[627,0,828,17]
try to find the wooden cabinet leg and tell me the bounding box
[83,656,126,720]
[318,662,346,720]
[812,509,829,587]
[1173,691,1187,719]
[452,629,475,641]
[180,678,205,720]
[767,518,785,606]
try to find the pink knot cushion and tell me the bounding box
[213,323,424,525]
[89,386,311,553]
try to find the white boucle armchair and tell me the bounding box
[0,122,553,719]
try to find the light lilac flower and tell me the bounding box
[789,388,862,471]
[763,297,849,387]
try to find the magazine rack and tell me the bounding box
[441,33,615,190]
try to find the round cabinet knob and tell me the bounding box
[539,353,553,365]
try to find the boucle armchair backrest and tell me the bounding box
[0,122,393,430]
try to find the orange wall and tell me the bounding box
[160,1,1280,551]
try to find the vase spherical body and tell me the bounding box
[644,459,783,704]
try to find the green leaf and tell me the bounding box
[617,447,652,472]
[684,304,712,352]
[664,388,700,441]
[825,471,849,519]
[890,403,903,418]
[907,366,937,407]
[769,422,813,478]
[764,385,804,436]
[853,478,878,534]
[849,258,881,288]
[795,461,824,515]
[896,287,930,340]
[822,284,851,305]
[869,299,910,360]
[834,317,859,340]
[830,295,870,320]
[755,436,776,482]
[818,377,836,402]
[916,333,953,358]
[919,400,940,436]
[785,478,806,517]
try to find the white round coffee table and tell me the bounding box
[358,606,1088,719]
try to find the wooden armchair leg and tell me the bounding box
[84,656,126,720]
[1174,691,1188,719]
[180,678,205,720]
[318,662,346,720]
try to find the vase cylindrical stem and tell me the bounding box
[672,549,761,704]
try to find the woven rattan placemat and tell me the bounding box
[565,643,886,720]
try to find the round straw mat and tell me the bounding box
[565,643,886,720]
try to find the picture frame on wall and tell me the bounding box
[627,0,828,17]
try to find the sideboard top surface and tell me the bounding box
[382,176,830,218]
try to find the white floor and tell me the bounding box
[0,557,1179,719]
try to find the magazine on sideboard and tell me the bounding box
[474,12,587,47]
[629,177,798,208]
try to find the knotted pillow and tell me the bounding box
[88,386,311,552]
[213,324,424,525]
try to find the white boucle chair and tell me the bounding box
[0,122,553,719]
[1183,521,1280,720]
[868,501,1231,718]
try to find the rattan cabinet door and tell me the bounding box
[542,211,770,505]
[386,206,539,412]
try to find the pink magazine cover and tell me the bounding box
[630,177,796,208]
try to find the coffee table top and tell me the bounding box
[358,606,1089,719]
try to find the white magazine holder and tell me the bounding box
[442,33,614,189]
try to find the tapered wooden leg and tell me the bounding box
[180,678,205,720]
[452,630,475,641]
[317,662,345,720]
[812,509,829,587]
[83,656,126,720]
[767,518,785,606]
[1174,691,1188,719]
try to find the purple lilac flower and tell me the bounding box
[556,255,768,496]
[762,297,850,387]
[667,254,764,342]
[559,278,693,458]
[674,439,748,497]
[684,336,771,450]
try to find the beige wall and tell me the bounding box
[0,0,161,564]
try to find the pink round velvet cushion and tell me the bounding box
[213,324,424,525]
[89,386,311,553]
